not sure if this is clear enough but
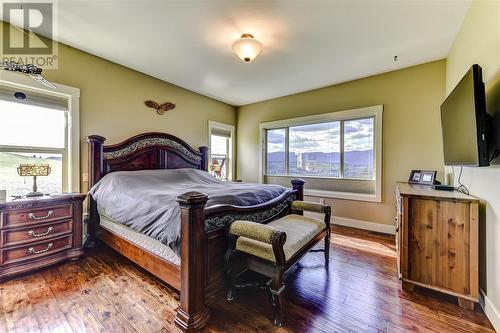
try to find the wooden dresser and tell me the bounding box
[395,182,479,310]
[0,193,86,281]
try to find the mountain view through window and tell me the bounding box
[266,117,374,180]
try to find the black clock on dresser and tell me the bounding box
[0,193,86,281]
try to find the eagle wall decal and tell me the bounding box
[144,100,176,115]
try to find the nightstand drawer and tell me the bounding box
[1,235,73,265]
[1,220,73,247]
[1,204,72,229]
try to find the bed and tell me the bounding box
[86,132,304,332]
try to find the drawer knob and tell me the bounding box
[28,243,53,254]
[28,210,53,220]
[28,227,54,237]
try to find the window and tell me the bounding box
[0,101,66,196]
[0,79,80,198]
[343,118,374,179]
[265,117,374,180]
[266,128,286,175]
[208,121,235,181]
[288,122,341,177]
[260,105,382,202]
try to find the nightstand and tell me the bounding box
[0,193,86,281]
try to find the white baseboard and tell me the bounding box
[480,289,500,332]
[332,216,396,235]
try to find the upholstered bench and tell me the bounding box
[225,200,331,326]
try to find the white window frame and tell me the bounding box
[208,120,235,181]
[259,105,383,202]
[0,70,81,193]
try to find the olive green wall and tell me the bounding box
[237,60,447,227]
[445,0,500,330]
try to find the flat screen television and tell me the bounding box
[441,64,489,166]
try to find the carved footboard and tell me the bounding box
[174,179,304,331]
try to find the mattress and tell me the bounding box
[99,214,181,266]
[90,168,287,255]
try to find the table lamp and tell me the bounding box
[17,164,51,197]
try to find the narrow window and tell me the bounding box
[343,117,375,180]
[208,121,234,181]
[266,128,286,175]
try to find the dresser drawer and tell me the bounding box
[1,220,73,247]
[0,235,73,265]
[0,204,72,229]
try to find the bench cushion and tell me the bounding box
[236,214,326,263]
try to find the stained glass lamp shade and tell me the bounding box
[17,164,51,197]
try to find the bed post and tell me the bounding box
[291,179,305,215]
[291,179,305,201]
[175,191,210,332]
[86,135,106,248]
[199,146,209,172]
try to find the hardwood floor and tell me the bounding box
[0,225,495,333]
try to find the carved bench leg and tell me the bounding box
[225,230,239,301]
[226,276,235,301]
[324,205,331,267]
[324,233,330,266]
[225,254,235,301]
[267,270,285,327]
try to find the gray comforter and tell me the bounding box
[89,169,287,254]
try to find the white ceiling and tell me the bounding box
[51,1,470,106]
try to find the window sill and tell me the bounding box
[304,189,381,203]
[262,174,381,203]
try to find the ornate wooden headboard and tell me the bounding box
[87,132,209,188]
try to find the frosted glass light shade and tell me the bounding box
[232,34,262,62]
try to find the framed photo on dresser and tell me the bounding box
[408,170,437,186]
[408,170,422,184]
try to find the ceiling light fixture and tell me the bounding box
[232,33,262,63]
